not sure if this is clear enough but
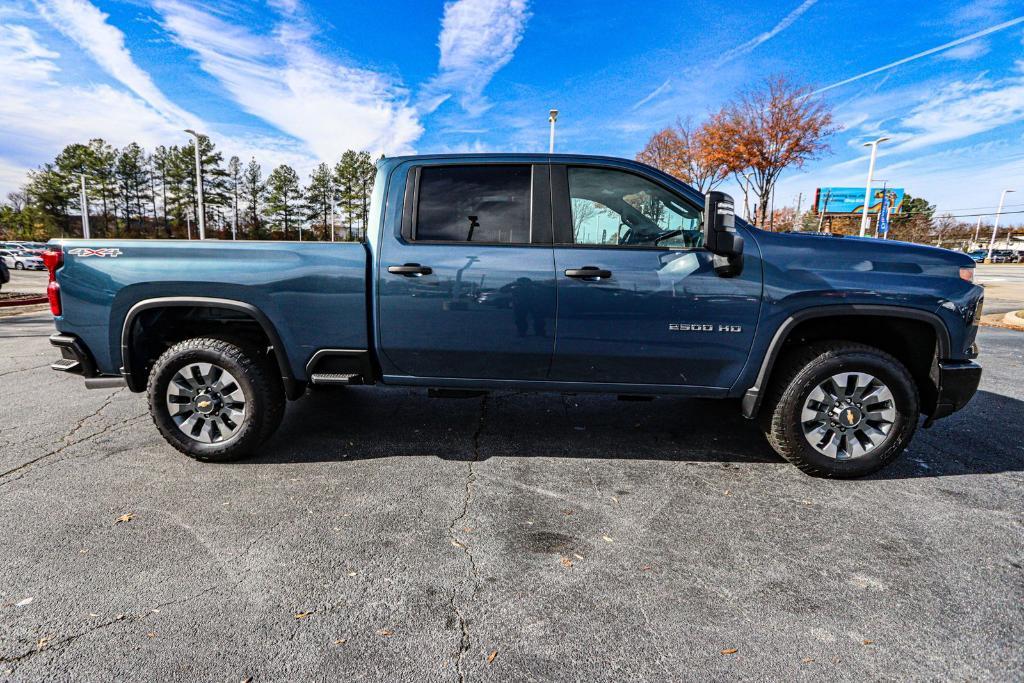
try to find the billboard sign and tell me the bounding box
[815,187,904,214]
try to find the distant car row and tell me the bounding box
[0,242,48,271]
[967,249,1023,263]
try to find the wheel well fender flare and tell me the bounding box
[740,304,950,419]
[120,296,298,396]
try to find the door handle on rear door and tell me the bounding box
[564,266,612,279]
[388,263,433,276]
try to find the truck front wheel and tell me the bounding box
[147,337,285,462]
[762,342,919,478]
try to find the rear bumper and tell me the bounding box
[50,333,126,389]
[926,359,982,423]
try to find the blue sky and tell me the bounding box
[2,0,1023,221]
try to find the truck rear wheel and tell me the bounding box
[147,337,285,462]
[762,341,919,478]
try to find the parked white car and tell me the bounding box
[0,249,45,270]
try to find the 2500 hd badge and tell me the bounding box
[669,323,743,332]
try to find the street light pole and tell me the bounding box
[987,188,1015,262]
[859,136,889,237]
[548,109,558,154]
[184,129,206,240]
[79,174,90,239]
[973,216,982,248]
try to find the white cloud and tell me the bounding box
[0,22,59,83]
[152,0,423,160]
[710,0,817,70]
[631,79,671,111]
[889,74,1024,151]
[420,0,531,116]
[0,23,321,197]
[940,39,990,60]
[33,0,198,126]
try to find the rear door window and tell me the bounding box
[414,165,532,244]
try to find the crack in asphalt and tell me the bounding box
[0,578,240,669]
[0,389,127,488]
[0,362,52,379]
[448,394,489,683]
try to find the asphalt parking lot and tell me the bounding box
[1,311,1022,681]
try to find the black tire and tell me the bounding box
[147,337,285,462]
[14,262,23,270]
[761,341,919,478]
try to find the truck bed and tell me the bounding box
[52,239,369,381]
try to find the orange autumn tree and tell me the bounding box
[704,76,835,228]
[636,118,728,193]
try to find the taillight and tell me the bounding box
[959,267,974,283]
[42,248,63,316]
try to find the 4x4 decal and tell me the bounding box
[68,247,122,258]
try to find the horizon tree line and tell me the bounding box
[0,137,377,242]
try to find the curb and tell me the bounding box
[980,310,1024,331]
[0,295,48,308]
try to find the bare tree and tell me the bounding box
[704,76,836,228]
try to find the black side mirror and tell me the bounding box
[703,191,744,277]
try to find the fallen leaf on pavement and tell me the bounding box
[36,637,49,651]
[721,648,738,655]
[463,527,473,533]
[641,565,653,571]
[559,557,574,569]
[562,509,573,516]
[294,611,314,619]
[802,657,814,663]
[377,628,393,637]
[862,639,874,645]
[573,553,584,561]
[15,597,32,607]
[114,513,134,525]
[334,638,348,645]
[146,632,156,639]
[487,650,498,664]
[451,540,465,549]
[602,535,614,543]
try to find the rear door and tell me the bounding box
[549,164,761,388]
[376,163,556,381]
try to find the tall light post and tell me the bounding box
[987,189,1015,262]
[859,136,889,237]
[79,173,90,239]
[548,109,558,154]
[973,216,983,249]
[184,129,206,240]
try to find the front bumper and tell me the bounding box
[926,359,982,424]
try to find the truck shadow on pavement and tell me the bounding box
[258,387,1023,479]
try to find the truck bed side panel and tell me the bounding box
[53,240,368,381]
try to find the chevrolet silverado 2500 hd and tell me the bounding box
[44,154,983,477]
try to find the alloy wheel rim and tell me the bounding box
[800,371,896,460]
[165,362,246,444]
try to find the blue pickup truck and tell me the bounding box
[44,154,983,477]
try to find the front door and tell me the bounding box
[549,164,761,388]
[377,163,556,380]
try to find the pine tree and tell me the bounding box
[241,158,265,239]
[265,164,302,240]
[333,151,360,240]
[227,156,242,240]
[304,162,334,240]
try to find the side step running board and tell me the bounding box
[310,373,362,386]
